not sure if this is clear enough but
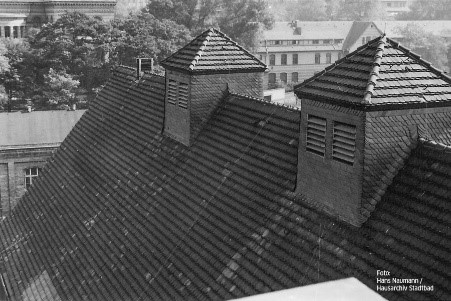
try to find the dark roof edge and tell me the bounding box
[113,65,165,79]
[297,93,451,111]
[163,65,267,75]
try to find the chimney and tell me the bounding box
[160,28,267,146]
[27,105,32,113]
[136,58,153,79]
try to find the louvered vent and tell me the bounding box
[178,82,189,109]
[167,80,177,105]
[332,121,356,165]
[306,115,326,156]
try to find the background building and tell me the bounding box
[0,0,116,37]
[0,110,84,217]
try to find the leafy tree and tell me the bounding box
[397,0,451,20]
[216,0,274,50]
[42,68,79,106]
[0,41,10,74]
[144,0,274,51]
[144,0,220,33]
[396,23,449,72]
[110,12,192,68]
[285,0,328,21]
[336,0,388,21]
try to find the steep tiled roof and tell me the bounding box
[0,110,85,149]
[160,28,267,73]
[295,35,451,108]
[0,65,450,301]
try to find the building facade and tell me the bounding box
[0,110,84,217]
[0,0,116,38]
[259,20,451,89]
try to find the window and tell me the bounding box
[268,73,276,84]
[292,40,297,45]
[332,121,356,165]
[13,26,18,38]
[281,54,287,65]
[167,79,177,105]
[280,72,287,83]
[312,40,319,44]
[269,54,275,66]
[315,53,321,64]
[5,26,10,38]
[275,40,281,45]
[326,53,332,64]
[292,54,298,65]
[323,40,331,44]
[25,167,40,189]
[306,115,326,156]
[291,72,298,83]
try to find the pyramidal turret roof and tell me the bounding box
[295,35,451,107]
[160,28,267,74]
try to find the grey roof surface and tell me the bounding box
[0,110,85,149]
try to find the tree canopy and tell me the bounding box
[144,0,274,50]
[397,0,451,20]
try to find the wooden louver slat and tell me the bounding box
[306,115,326,156]
[333,121,356,165]
[178,83,189,109]
[167,80,177,105]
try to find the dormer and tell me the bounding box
[160,28,267,146]
[294,35,451,226]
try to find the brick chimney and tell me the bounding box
[160,28,267,146]
[136,58,153,79]
[294,36,451,226]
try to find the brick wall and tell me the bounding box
[296,98,365,226]
[0,147,56,217]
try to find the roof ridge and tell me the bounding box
[419,137,451,152]
[228,92,301,111]
[189,29,214,71]
[294,35,385,92]
[363,35,387,104]
[386,36,451,85]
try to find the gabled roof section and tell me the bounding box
[342,21,372,52]
[160,28,267,74]
[295,35,451,108]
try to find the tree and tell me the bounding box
[285,0,328,21]
[43,68,79,106]
[397,0,451,20]
[396,23,449,72]
[216,0,274,50]
[110,12,192,68]
[144,0,274,51]
[144,0,220,33]
[336,0,388,21]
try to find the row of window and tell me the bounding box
[265,39,344,46]
[0,26,25,39]
[266,52,337,66]
[167,79,188,109]
[268,72,298,84]
[306,115,356,165]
